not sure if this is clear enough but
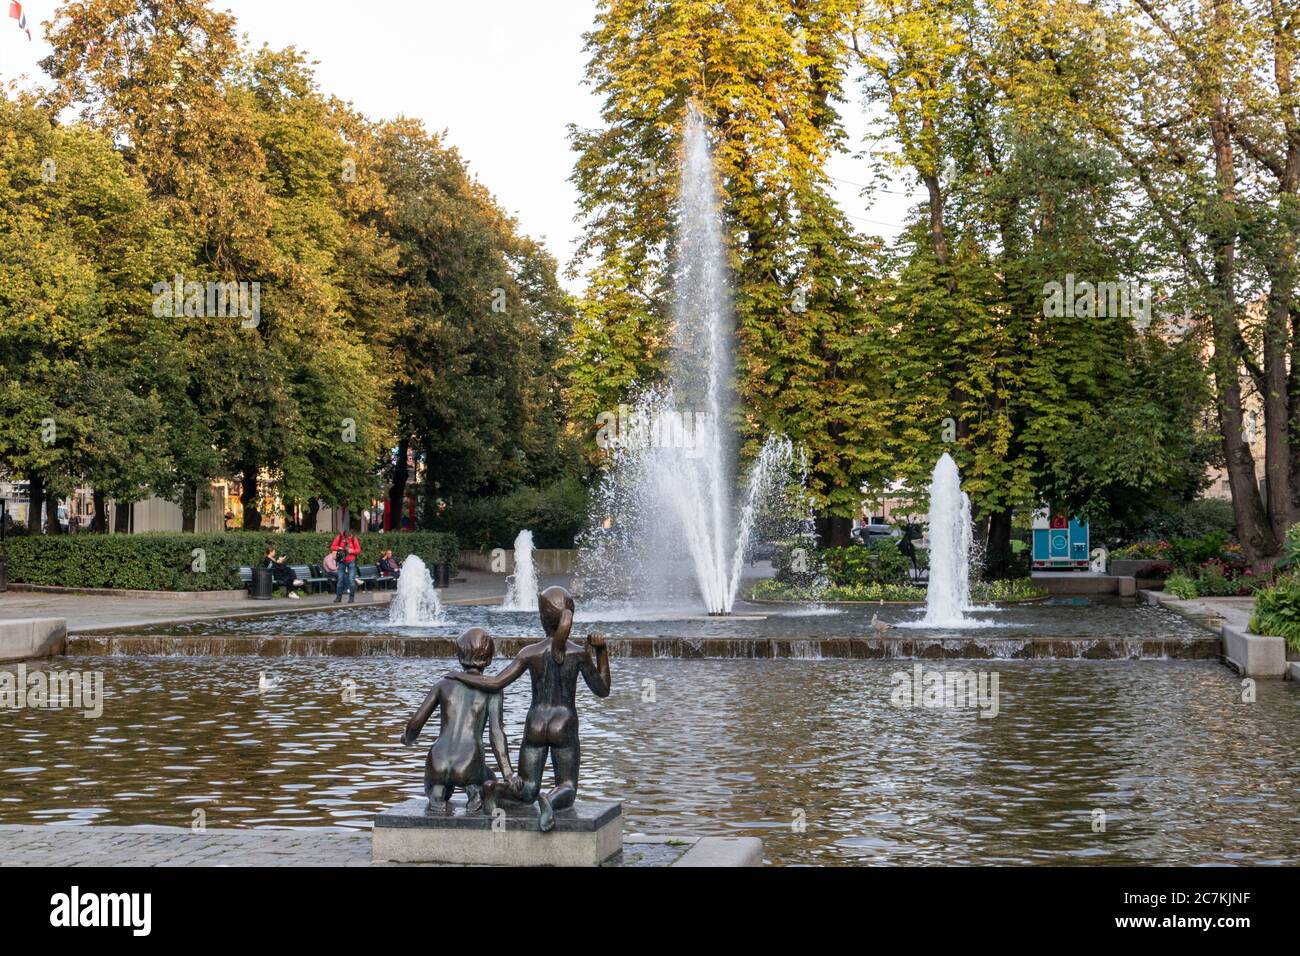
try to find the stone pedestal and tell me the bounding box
[372,796,622,866]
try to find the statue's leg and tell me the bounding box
[546,737,580,814]
[427,782,451,812]
[464,784,483,813]
[514,742,545,803]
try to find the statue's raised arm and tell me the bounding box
[580,633,611,698]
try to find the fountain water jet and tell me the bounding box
[576,106,800,616]
[388,555,445,626]
[502,529,539,612]
[920,453,974,627]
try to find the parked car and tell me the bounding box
[853,522,900,546]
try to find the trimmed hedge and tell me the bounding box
[0,531,458,592]
[431,478,589,551]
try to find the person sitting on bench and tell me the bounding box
[262,546,303,600]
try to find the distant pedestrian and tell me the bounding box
[331,530,361,603]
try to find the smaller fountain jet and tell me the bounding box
[919,453,974,628]
[388,554,445,626]
[502,529,539,612]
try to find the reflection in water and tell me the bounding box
[1,657,1296,865]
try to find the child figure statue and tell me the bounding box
[449,586,610,832]
[401,627,514,813]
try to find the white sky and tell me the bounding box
[1,1,917,287]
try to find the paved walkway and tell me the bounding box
[1138,591,1255,632]
[0,826,721,867]
[0,825,374,867]
[0,570,515,634]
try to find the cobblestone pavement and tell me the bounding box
[0,826,698,867]
[0,825,374,867]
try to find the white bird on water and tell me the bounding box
[258,671,281,693]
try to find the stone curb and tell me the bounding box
[0,618,67,663]
[1139,589,1288,678]
[672,836,764,867]
[0,825,760,867]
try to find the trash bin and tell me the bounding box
[251,567,274,600]
[435,563,451,588]
[0,557,7,593]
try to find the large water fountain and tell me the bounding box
[919,453,974,627]
[576,106,798,616]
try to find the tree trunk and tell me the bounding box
[241,462,261,531]
[422,439,440,531]
[1263,255,1293,535]
[984,509,1015,580]
[45,494,62,535]
[1209,74,1278,565]
[815,515,853,550]
[306,498,321,533]
[181,481,198,533]
[388,437,409,532]
[90,489,107,533]
[26,474,44,533]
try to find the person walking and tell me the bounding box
[331,529,361,604]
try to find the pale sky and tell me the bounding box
[1,1,916,286]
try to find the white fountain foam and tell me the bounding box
[501,529,538,612]
[919,452,974,627]
[387,554,445,626]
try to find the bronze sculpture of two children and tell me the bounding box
[401,586,611,832]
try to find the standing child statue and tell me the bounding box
[449,586,610,832]
[401,628,514,813]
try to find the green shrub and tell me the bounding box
[749,576,1046,604]
[1,531,458,591]
[1101,498,1237,547]
[772,538,822,583]
[971,578,1048,602]
[1163,573,1198,600]
[432,478,589,551]
[822,541,912,587]
[1250,574,1300,651]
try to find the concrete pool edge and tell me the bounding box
[63,632,1225,660]
[1137,590,1290,678]
[0,825,761,868]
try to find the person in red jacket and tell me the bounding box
[331,530,361,603]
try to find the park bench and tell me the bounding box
[313,564,338,593]
[357,564,399,591]
[357,564,381,591]
[291,564,330,594]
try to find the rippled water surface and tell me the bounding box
[2,656,1297,864]
[138,599,1206,642]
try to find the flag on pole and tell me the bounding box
[8,1,32,41]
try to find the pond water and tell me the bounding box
[136,598,1205,643]
[3,655,1297,865]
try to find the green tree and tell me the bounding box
[569,0,887,545]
